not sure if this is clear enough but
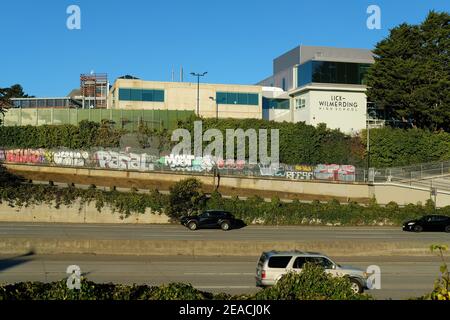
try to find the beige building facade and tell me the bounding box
[108,79,263,120]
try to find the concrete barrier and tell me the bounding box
[0,238,436,257]
[0,201,170,224]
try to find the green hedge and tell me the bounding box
[0,180,447,226]
[0,120,124,149]
[206,192,447,226]
[178,117,364,166]
[2,118,450,168]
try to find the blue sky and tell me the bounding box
[0,0,448,96]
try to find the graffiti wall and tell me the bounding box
[159,154,215,172]
[95,151,156,171]
[0,148,356,182]
[314,164,356,182]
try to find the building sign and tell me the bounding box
[318,95,359,112]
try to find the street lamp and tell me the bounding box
[190,71,208,116]
[209,96,218,120]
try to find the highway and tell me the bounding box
[0,222,448,300]
[0,222,449,242]
[0,254,445,300]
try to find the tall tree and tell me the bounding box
[0,84,32,125]
[367,11,450,131]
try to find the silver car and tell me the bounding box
[255,250,369,294]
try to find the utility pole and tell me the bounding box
[209,96,218,120]
[190,72,207,116]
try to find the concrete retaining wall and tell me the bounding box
[5,163,450,207]
[0,238,434,257]
[0,201,170,224]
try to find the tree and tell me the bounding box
[166,178,206,219]
[0,84,32,125]
[367,11,450,131]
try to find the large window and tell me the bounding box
[119,88,165,102]
[262,97,290,110]
[298,61,371,87]
[216,92,259,106]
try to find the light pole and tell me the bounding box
[190,72,207,116]
[209,96,218,120]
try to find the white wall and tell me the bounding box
[293,92,310,123]
[308,91,367,133]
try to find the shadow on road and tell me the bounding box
[0,250,35,273]
[233,219,247,230]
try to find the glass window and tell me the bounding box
[216,92,258,105]
[227,92,238,105]
[237,93,248,105]
[298,61,371,86]
[153,90,164,102]
[142,90,153,102]
[216,92,227,104]
[22,100,30,108]
[130,89,142,101]
[119,88,131,101]
[268,256,292,268]
[248,94,259,105]
[306,257,334,269]
[293,257,307,269]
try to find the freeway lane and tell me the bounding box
[0,222,449,242]
[0,254,445,300]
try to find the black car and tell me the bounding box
[180,210,236,231]
[403,215,450,233]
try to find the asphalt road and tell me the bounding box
[0,254,445,300]
[0,222,449,242]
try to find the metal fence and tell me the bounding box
[1,108,195,131]
[371,161,450,192]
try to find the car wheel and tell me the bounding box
[221,221,230,231]
[445,226,450,233]
[187,221,197,231]
[413,225,423,233]
[349,279,363,294]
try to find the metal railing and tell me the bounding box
[371,161,450,192]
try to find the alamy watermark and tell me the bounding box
[66,5,81,30]
[66,265,81,289]
[171,121,280,166]
[366,265,381,290]
[367,5,381,30]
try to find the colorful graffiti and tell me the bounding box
[217,159,245,170]
[285,165,315,180]
[314,164,356,182]
[54,151,89,167]
[4,149,51,164]
[159,154,215,172]
[95,151,156,171]
[0,148,357,182]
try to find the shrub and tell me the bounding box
[253,263,372,300]
[423,244,449,300]
[166,178,207,220]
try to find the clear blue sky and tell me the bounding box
[1,0,448,97]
